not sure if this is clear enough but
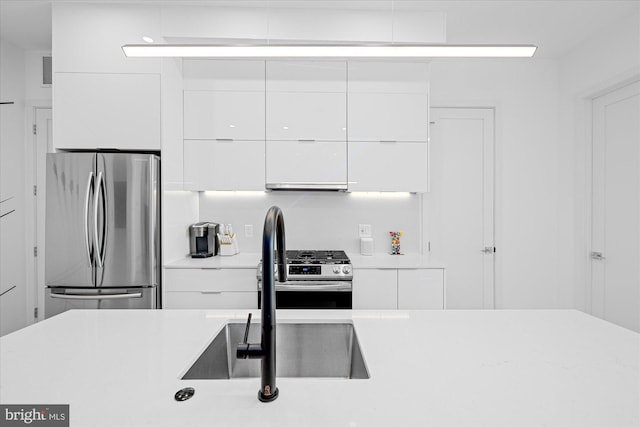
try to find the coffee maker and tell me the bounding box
[189,222,220,258]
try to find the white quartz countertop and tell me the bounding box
[1,309,638,426]
[165,253,261,269]
[165,253,445,269]
[348,253,446,269]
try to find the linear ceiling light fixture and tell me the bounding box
[121,44,537,58]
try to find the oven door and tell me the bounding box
[258,281,352,309]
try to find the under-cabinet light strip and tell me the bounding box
[122,44,537,58]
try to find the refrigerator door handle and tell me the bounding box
[93,171,106,268]
[50,292,143,300]
[83,171,94,266]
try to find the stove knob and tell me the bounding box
[332,266,341,274]
[342,266,351,275]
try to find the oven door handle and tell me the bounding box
[274,282,352,292]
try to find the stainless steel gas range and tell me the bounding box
[257,250,352,309]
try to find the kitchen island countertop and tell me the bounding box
[1,309,638,426]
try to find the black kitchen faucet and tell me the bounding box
[236,206,286,402]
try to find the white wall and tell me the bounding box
[196,192,421,257]
[429,58,569,309]
[558,11,640,313]
[24,50,52,104]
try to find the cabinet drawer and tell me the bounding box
[266,92,346,141]
[183,140,265,191]
[164,269,257,292]
[164,291,258,309]
[183,91,265,140]
[398,269,444,310]
[183,59,265,91]
[348,141,428,192]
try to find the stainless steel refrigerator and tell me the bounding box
[45,152,160,318]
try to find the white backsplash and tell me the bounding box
[198,191,423,255]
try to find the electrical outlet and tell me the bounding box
[358,224,372,238]
[244,224,254,238]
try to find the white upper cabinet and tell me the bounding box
[348,93,429,142]
[266,92,346,141]
[266,61,347,141]
[183,60,265,91]
[183,139,265,191]
[183,60,265,141]
[54,73,161,150]
[348,141,428,192]
[182,60,266,191]
[266,61,346,92]
[184,91,265,140]
[348,62,429,93]
[265,140,347,187]
[265,61,347,189]
[347,61,430,192]
[348,62,429,142]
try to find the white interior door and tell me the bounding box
[427,108,495,309]
[591,81,640,332]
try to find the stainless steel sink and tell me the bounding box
[182,321,370,380]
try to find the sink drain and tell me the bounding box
[175,387,195,401]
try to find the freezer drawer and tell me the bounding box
[45,286,157,319]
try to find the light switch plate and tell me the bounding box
[358,224,372,238]
[244,224,253,238]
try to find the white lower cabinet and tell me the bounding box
[398,269,445,309]
[353,269,398,309]
[353,268,445,310]
[1,200,26,337]
[1,286,26,336]
[164,268,258,309]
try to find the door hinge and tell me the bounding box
[482,246,496,254]
[33,246,38,257]
[32,124,37,135]
[33,185,37,196]
[428,241,431,252]
[34,307,39,319]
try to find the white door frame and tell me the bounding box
[428,106,496,309]
[24,106,52,323]
[587,79,639,327]
[582,76,640,315]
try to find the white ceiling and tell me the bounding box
[1,0,638,57]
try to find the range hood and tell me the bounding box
[266,183,348,191]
